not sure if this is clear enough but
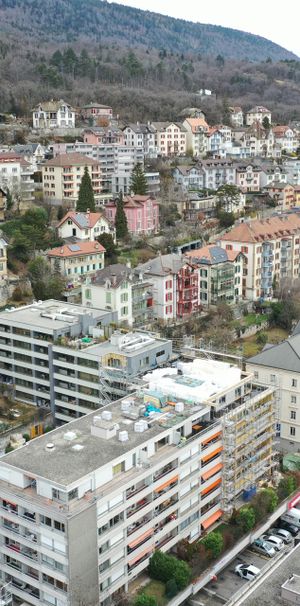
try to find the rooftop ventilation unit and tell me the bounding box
[118,431,129,442]
[45,443,55,451]
[175,402,184,413]
[101,410,112,421]
[72,444,84,451]
[134,421,148,433]
[64,431,77,441]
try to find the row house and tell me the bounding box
[42,153,101,206]
[0,152,35,206]
[83,126,124,146]
[81,103,113,123]
[263,182,296,211]
[272,126,298,154]
[105,195,159,236]
[82,263,155,327]
[236,163,261,192]
[182,117,209,157]
[229,106,244,127]
[57,210,115,242]
[47,241,106,293]
[122,123,157,157]
[185,245,244,306]
[137,253,199,321]
[245,105,272,126]
[219,214,300,300]
[151,122,187,156]
[32,99,75,129]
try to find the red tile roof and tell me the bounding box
[45,153,99,167]
[57,211,108,229]
[220,214,300,243]
[47,241,105,258]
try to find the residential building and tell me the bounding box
[219,214,300,300]
[0,189,6,222]
[182,118,209,157]
[207,128,224,155]
[81,103,113,122]
[122,123,158,157]
[229,106,244,128]
[151,122,187,157]
[246,332,300,450]
[173,165,205,192]
[42,153,101,205]
[144,172,160,197]
[201,159,236,190]
[0,300,116,416]
[264,182,296,211]
[83,263,134,326]
[137,254,199,321]
[47,241,105,288]
[32,100,75,129]
[245,106,272,126]
[0,153,35,205]
[83,127,124,146]
[105,195,159,236]
[51,142,144,196]
[272,126,298,154]
[57,210,115,242]
[185,245,244,306]
[183,196,217,222]
[258,161,288,188]
[236,163,261,192]
[283,158,300,186]
[13,144,46,172]
[0,358,276,606]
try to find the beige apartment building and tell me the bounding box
[151,122,187,156]
[219,213,300,300]
[42,153,101,206]
[47,241,105,287]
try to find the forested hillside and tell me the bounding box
[0,0,300,126]
[0,0,297,61]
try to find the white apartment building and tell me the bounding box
[51,142,144,196]
[57,211,115,242]
[32,100,75,129]
[200,159,236,190]
[82,264,133,326]
[0,358,276,606]
[122,124,158,157]
[246,332,300,451]
[229,107,244,128]
[151,123,187,157]
[137,255,181,322]
[259,162,288,188]
[219,213,300,300]
[173,165,205,191]
[42,153,101,205]
[0,153,34,205]
[245,106,272,126]
[272,126,298,154]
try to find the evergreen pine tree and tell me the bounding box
[130,163,148,195]
[76,167,95,212]
[115,192,128,240]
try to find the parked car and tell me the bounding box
[235,564,260,581]
[252,538,276,557]
[261,534,284,551]
[278,519,299,536]
[267,527,293,544]
[281,508,300,527]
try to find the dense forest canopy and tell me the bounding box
[0,0,300,125]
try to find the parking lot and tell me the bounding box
[194,539,294,605]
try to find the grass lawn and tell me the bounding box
[243,313,267,327]
[141,580,167,606]
[240,326,289,358]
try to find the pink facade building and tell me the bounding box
[81,103,113,121]
[105,195,159,236]
[83,127,124,145]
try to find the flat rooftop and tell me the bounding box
[240,544,300,605]
[143,359,242,403]
[84,331,171,359]
[0,300,109,332]
[1,390,210,485]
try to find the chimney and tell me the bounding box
[111,273,117,286]
[95,243,99,249]
[126,260,131,269]
[60,248,64,254]
[86,208,90,215]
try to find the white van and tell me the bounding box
[281,508,300,528]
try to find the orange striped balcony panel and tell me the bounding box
[154,476,178,493]
[201,477,221,496]
[201,509,222,530]
[201,462,223,481]
[201,446,223,463]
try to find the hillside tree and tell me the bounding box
[130,163,148,195]
[76,167,95,212]
[115,192,128,240]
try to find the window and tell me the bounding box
[290,426,296,436]
[291,395,297,404]
[54,520,65,532]
[67,488,78,501]
[113,461,125,476]
[270,374,276,383]
[254,372,258,379]
[85,289,91,300]
[292,379,297,388]
[106,292,112,304]
[291,411,296,420]
[241,246,248,253]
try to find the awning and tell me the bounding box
[128,546,153,567]
[128,528,154,549]
[201,509,223,530]
[154,476,178,493]
[201,446,223,463]
[201,431,222,446]
[201,478,221,496]
[201,462,223,482]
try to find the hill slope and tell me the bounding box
[0,0,297,61]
